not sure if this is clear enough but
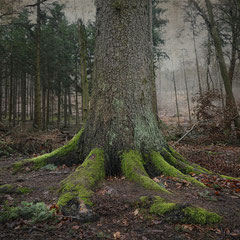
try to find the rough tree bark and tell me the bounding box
[78,19,89,123]
[13,0,231,223]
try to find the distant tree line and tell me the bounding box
[0,0,167,131]
[0,2,94,130]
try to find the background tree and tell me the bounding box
[190,0,240,138]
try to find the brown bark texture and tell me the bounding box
[78,0,166,174]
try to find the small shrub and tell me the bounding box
[0,201,55,224]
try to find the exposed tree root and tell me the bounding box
[121,150,170,193]
[58,148,105,207]
[150,151,205,187]
[164,147,211,175]
[169,147,240,181]
[139,196,222,225]
[220,174,240,181]
[57,148,105,217]
[12,128,84,172]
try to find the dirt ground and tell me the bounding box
[0,129,240,240]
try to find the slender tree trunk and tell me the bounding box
[171,60,180,126]
[68,87,72,115]
[30,78,33,121]
[75,84,79,125]
[42,76,46,130]
[228,28,237,86]
[4,74,8,119]
[46,83,50,130]
[206,32,211,91]
[64,87,67,128]
[9,56,13,124]
[57,81,61,129]
[78,19,89,123]
[12,74,17,127]
[51,89,54,125]
[17,76,20,123]
[192,27,203,96]
[0,66,2,122]
[21,72,26,124]
[68,87,71,126]
[182,51,192,123]
[26,76,29,120]
[34,0,42,129]
[216,64,225,122]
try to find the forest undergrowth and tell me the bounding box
[0,122,239,240]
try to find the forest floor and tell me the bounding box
[0,124,240,240]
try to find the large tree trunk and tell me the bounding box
[78,0,166,175]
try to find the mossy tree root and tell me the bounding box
[163,147,211,175]
[140,196,222,225]
[121,150,170,193]
[121,150,205,189]
[12,128,84,172]
[169,147,240,181]
[150,151,205,187]
[57,148,105,216]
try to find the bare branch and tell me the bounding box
[189,0,210,26]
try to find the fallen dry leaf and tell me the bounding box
[72,225,80,230]
[113,231,121,239]
[134,209,139,216]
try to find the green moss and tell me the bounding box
[161,148,195,174]
[17,187,32,194]
[121,150,169,193]
[0,184,32,195]
[169,147,188,163]
[140,196,221,225]
[150,201,177,215]
[13,128,84,172]
[140,196,149,203]
[220,175,240,181]
[57,148,105,207]
[150,151,205,187]
[169,147,212,175]
[183,207,222,224]
[0,184,14,194]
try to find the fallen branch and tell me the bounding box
[173,123,197,147]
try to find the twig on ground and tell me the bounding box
[173,123,197,147]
